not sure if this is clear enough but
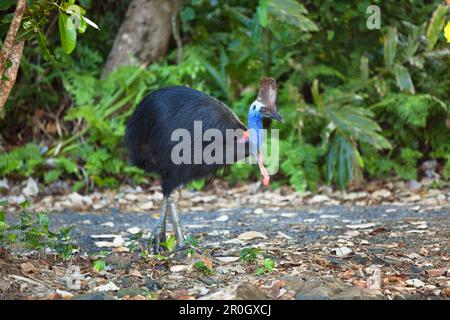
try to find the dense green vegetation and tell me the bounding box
[0,200,76,258]
[1,0,449,193]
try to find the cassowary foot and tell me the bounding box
[149,198,168,253]
[148,224,167,253]
[168,193,186,246]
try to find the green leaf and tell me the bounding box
[384,27,398,68]
[181,7,195,21]
[8,233,16,243]
[58,13,77,54]
[268,0,318,32]
[403,22,425,59]
[240,247,260,263]
[0,0,15,10]
[394,64,415,94]
[19,200,30,209]
[426,5,448,51]
[166,234,176,252]
[263,258,275,271]
[256,267,265,275]
[193,261,214,275]
[37,30,55,62]
[153,254,168,261]
[326,134,361,190]
[93,259,106,272]
[360,55,369,82]
[311,79,324,113]
[44,169,62,183]
[257,0,269,28]
[37,212,50,227]
[78,16,88,34]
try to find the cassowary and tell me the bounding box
[125,78,283,251]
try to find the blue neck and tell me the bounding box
[248,113,263,132]
[248,112,263,156]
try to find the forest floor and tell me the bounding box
[0,179,449,300]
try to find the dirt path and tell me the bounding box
[2,203,449,300]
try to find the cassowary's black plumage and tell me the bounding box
[125,86,249,196]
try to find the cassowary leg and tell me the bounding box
[149,197,168,253]
[257,156,270,186]
[168,192,186,246]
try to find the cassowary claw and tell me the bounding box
[148,224,167,253]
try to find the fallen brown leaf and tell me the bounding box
[20,262,36,274]
[442,287,450,298]
[339,270,355,280]
[129,269,143,277]
[425,269,446,277]
[168,289,195,300]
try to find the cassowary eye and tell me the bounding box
[253,105,256,110]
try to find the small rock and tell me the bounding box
[343,192,368,201]
[277,231,292,239]
[332,247,353,257]
[334,287,383,300]
[127,227,141,234]
[346,223,377,229]
[280,213,297,218]
[124,194,138,201]
[64,265,82,291]
[22,177,39,197]
[371,189,392,199]
[407,196,422,203]
[170,265,188,272]
[139,202,154,210]
[216,215,229,222]
[253,208,265,215]
[145,279,160,291]
[309,195,331,204]
[237,231,267,241]
[419,247,429,256]
[236,284,266,300]
[9,195,25,204]
[117,287,147,298]
[216,257,240,263]
[101,222,114,228]
[56,289,74,299]
[345,230,361,237]
[420,177,434,187]
[93,282,120,292]
[72,292,113,300]
[407,180,422,192]
[199,285,238,300]
[0,178,9,190]
[189,286,209,296]
[405,279,425,288]
[296,285,333,300]
[366,267,382,290]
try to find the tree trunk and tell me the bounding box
[101,0,179,78]
[0,0,26,112]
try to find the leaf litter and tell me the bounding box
[0,181,449,300]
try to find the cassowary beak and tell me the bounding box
[260,107,284,124]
